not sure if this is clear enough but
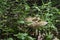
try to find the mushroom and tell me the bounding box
[25,16,48,28]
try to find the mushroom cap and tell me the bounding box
[25,16,48,28]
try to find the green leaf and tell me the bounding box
[25,4,30,11]
[14,33,28,40]
[7,38,13,40]
[25,36,35,40]
[17,21,25,24]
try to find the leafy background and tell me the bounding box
[0,0,60,40]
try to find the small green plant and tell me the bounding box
[14,33,35,40]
